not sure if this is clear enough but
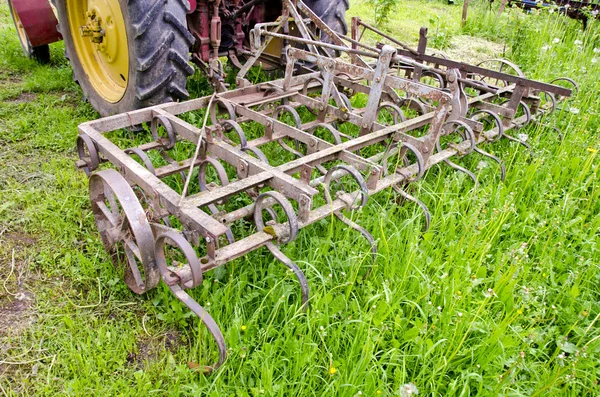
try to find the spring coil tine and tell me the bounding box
[402,142,426,181]
[128,147,157,175]
[337,92,353,112]
[153,230,226,373]
[242,145,270,164]
[151,115,177,150]
[198,157,235,244]
[504,133,532,150]
[436,120,476,155]
[273,105,303,157]
[377,102,407,125]
[77,134,100,176]
[400,97,427,116]
[473,147,506,182]
[127,148,174,227]
[435,120,478,185]
[538,91,557,116]
[156,150,188,184]
[265,242,309,308]
[470,109,504,142]
[273,105,302,128]
[516,100,532,128]
[254,191,299,244]
[301,76,325,97]
[549,77,578,104]
[392,184,431,232]
[308,123,343,145]
[169,284,227,374]
[444,159,479,187]
[210,98,237,126]
[334,211,377,272]
[324,164,369,210]
[220,119,248,149]
[422,70,445,89]
[254,192,308,307]
[198,158,230,203]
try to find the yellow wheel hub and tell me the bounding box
[67,0,128,103]
[9,0,29,50]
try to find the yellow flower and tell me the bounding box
[241,325,247,331]
[517,309,523,315]
[376,391,382,395]
[329,366,337,375]
[587,147,598,153]
[457,290,462,296]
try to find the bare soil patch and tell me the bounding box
[5,92,37,104]
[127,330,184,368]
[0,291,35,336]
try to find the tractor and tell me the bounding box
[7,0,348,116]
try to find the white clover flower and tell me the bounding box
[574,39,583,46]
[592,58,599,64]
[518,133,529,142]
[594,47,600,53]
[477,161,488,170]
[400,383,419,397]
[553,38,560,44]
[570,107,580,114]
[541,45,551,52]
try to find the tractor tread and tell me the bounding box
[137,31,175,71]
[168,82,189,100]
[133,0,163,37]
[136,67,176,101]
[169,50,195,76]
[163,11,196,46]
[133,0,195,107]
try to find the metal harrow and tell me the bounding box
[75,5,573,373]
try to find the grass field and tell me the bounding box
[1,0,599,395]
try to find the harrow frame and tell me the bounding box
[75,1,573,373]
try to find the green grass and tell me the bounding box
[1,0,599,395]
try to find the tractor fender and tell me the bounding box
[10,0,62,47]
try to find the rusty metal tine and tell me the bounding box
[333,211,378,271]
[473,147,506,182]
[443,159,479,188]
[535,122,563,140]
[503,133,532,150]
[265,242,310,309]
[392,184,431,232]
[168,284,227,374]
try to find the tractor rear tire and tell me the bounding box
[304,0,349,48]
[54,0,195,117]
